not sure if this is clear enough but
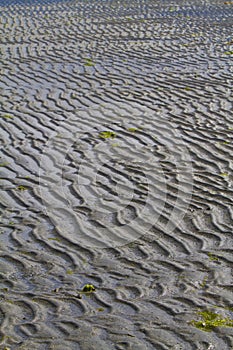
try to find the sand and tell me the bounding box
[0,0,233,349]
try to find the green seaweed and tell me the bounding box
[97,307,104,312]
[224,51,233,55]
[207,252,219,261]
[220,172,228,177]
[82,284,96,292]
[180,87,191,91]
[0,162,9,167]
[127,127,138,132]
[99,131,116,139]
[66,269,74,275]
[1,114,13,119]
[190,310,233,332]
[16,185,27,191]
[218,141,230,145]
[200,275,208,288]
[48,237,61,242]
[84,58,94,66]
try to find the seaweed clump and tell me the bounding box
[82,284,96,292]
[190,310,233,332]
[99,131,116,139]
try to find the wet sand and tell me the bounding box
[0,0,233,349]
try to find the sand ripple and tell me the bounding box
[0,0,233,349]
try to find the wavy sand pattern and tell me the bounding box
[0,0,233,349]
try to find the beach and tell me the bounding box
[0,0,233,348]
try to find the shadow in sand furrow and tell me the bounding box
[0,114,57,144]
[150,228,192,256]
[33,224,96,265]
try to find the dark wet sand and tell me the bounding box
[0,0,233,349]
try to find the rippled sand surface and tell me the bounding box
[0,0,233,348]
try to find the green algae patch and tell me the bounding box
[127,127,138,132]
[97,307,105,312]
[190,310,233,332]
[84,58,95,66]
[220,172,228,177]
[200,275,208,288]
[16,185,28,191]
[48,237,61,242]
[217,141,230,145]
[82,284,96,292]
[1,114,14,119]
[99,131,116,139]
[169,6,176,12]
[207,252,219,261]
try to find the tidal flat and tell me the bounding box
[0,0,233,349]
